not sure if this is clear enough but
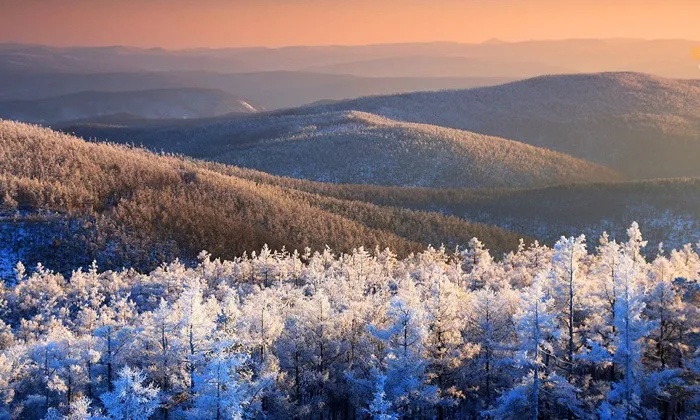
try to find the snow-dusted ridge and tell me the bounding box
[64,109,622,189]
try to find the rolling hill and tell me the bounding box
[190,164,700,251]
[61,110,622,189]
[313,72,700,179]
[0,120,524,275]
[0,88,258,123]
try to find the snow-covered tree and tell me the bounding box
[64,396,95,420]
[366,373,398,420]
[600,252,651,419]
[173,277,217,398]
[463,286,518,411]
[490,272,584,418]
[190,342,255,420]
[549,235,587,377]
[100,367,160,420]
[371,292,432,417]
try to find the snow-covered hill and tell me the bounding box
[64,110,622,189]
[314,72,700,178]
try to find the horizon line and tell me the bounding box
[2,37,699,52]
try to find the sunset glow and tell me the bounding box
[1,0,699,48]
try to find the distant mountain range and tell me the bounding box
[1,38,699,113]
[0,88,258,123]
[2,39,699,78]
[1,59,698,270]
[0,70,512,111]
[64,72,700,181]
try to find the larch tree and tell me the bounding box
[549,235,587,380]
[599,252,651,419]
[100,367,160,420]
[172,277,218,401]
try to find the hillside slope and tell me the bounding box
[199,165,700,250]
[63,110,621,189]
[315,72,700,178]
[0,88,258,123]
[0,120,523,274]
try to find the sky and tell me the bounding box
[1,0,699,48]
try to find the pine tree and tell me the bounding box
[372,292,432,417]
[64,396,94,420]
[463,286,518,411]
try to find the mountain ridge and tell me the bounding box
[62,109,623,189]
[309,72,700,178]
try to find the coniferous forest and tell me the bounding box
[0,224,697,419]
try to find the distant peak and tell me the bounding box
[481,38,505,45]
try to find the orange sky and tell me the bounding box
[1,0,699,48]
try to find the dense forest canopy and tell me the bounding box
[0,224,697,419]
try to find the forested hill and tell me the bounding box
[0,120,523,275]
[313,72,700,179]
[61,110,622,189]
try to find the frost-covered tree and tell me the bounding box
[139,298,179,417]
[549,235,587,378]
[490,272,584,418]
[173,277,217,398]
[600,252,651,419]
[422,269,467,415]
[94,298,135,392]
[64,396,94,420]
[190,342,255,420]
[463,286,518,411]
[100,367,160,420]
[366,374,398,420]
[239,288,283,365]
[371,292,432,417]
[462,238,495,290]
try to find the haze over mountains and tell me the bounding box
[0,70,512,111]
[313,72,700,178]
[2,39,698,77]
[1,38,699,112]
[0,88,258,123]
